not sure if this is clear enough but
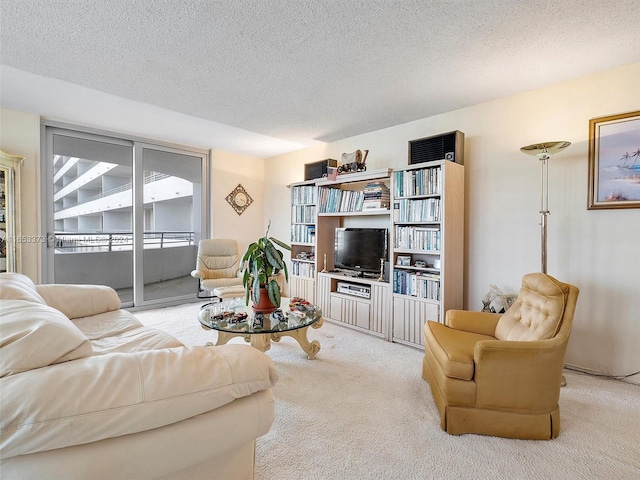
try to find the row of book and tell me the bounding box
[318,187,365,213]
[291,185,316,205]
[393,167,442,197]
[292,205,316,224]
[393,198,441,222]
[291,260,316,278]
[291,224,315,244]
[394,226,441,251]
[393,270,441,300]
[362,181,390,210]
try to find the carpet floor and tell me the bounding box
[135,303,640,480]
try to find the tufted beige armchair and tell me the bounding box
[190,239,244,298]
[422,272,579,439]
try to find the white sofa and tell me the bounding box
[0,273,278,480]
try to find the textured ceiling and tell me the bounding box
[2,0,640,156]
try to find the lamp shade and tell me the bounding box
[520,141,571,157]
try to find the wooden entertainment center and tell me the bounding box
[289,160,464,349]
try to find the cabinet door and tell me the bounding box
[290,276,316,304]
[317,274,332,318]
[392,297,439,347]
[370,283,390,335]
[330,295,370,329]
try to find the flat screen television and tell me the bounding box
[334,228,388,276]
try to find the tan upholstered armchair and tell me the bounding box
[422,272,579,440]
[191,239,243,298]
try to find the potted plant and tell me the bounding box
[241,222,291,313]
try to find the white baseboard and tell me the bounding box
[564,363,640,386]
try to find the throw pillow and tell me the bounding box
[0,299,93,377]
[0,272,47,304]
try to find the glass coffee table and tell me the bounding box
[198,297,323,359]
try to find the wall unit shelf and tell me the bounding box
[290,160,463,350]
[390,160,464,348]
[289,179,318,303]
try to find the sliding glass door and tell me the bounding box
[137,144,203,303]
[42,126,208,307]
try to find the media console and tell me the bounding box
[316,272,390,338]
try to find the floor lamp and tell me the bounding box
[520,141,571,274]
[520,141,571,388]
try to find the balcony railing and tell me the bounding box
[54,231,194,253]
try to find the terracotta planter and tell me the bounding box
[252,285,277,314]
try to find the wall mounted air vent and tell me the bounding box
[408,130,465,165]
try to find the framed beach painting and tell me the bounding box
[588,110,640,209]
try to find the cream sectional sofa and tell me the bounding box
[0,273,278,479]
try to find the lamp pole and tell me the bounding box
[520,141,571,274]
[540,152,550,274]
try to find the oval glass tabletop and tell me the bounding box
[199,297,322,335]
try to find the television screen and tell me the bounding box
[334,228,388,275]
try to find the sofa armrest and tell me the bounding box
[0,344,279,459]
[473,336,567,411]
[445,309,501,336]
[35,284,121,319]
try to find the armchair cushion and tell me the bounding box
[195,239,240,280]
[425,321,494,381]
[495,272,569,341]
[0,300,93,378]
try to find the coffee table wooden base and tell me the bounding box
[214,318,324,359]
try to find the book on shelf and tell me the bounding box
[319,187,368,213]
[393,198,441,222]
[291,224,316,244]
[393,166,442,197]
[394,225,441,250]
[361,181,390,210]
[393,269,441,300]
[291,260,316,278]
[291,185,316,205]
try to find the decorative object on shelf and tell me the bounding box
[520,141,571,274]
[241,221,291,313]
[338,149,369,174]
[587,110,640,210]
[321,253,327,273]
[225,183,253,215]
[481,284,505,313]
[377,258,385,282]
[397,255,411,266]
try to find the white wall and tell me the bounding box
[264,62,640,381]
[210,149,266,258]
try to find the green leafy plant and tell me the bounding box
[241,222,291,307]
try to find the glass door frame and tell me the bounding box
[41,121,210,308]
